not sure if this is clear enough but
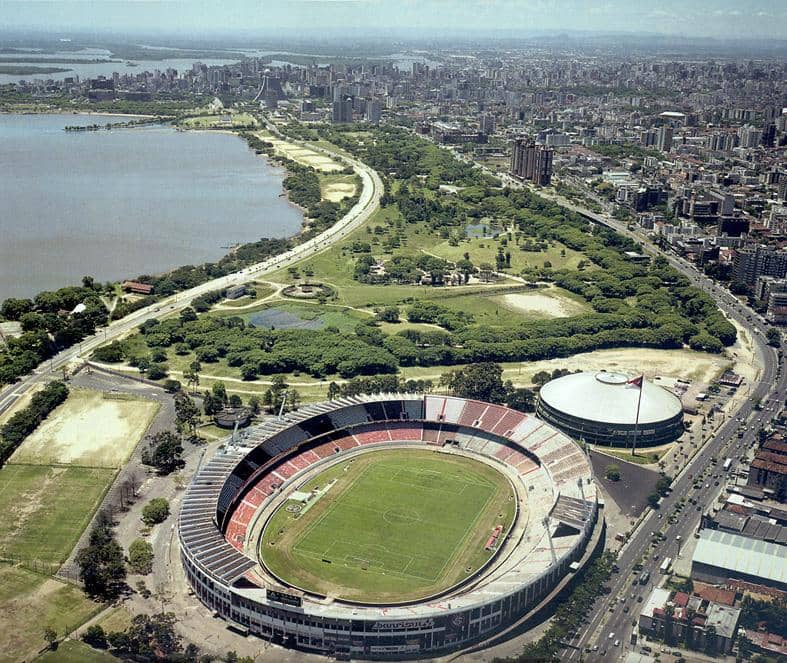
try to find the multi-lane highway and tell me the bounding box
[553,201,784,661]
[0,135,382,418]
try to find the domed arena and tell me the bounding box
[178,394,601,659]
[536,371,684,448]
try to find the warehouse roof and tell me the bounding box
[692,529,787,586]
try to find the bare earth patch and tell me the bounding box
[498,291,588,318]
[9,388,159,468]
[259,134,343,172]
[323,182,356,202]
[511,347,731,387]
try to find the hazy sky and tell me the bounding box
[1,0,786,40]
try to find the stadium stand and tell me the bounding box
[181,394,599,660]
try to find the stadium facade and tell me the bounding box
[536,371,684,448]
[179,394,600,660]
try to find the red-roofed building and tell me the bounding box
[121,281,154,295]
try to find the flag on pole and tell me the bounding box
[627,375,643,388]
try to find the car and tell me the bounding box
[608,632,615,639]
[638,595,644,602]
[614,639,620,647]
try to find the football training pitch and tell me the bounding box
[260,449,517,603]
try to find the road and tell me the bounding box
[542,191,784,661]
[0,130,382,418]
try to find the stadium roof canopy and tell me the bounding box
[693,529,787,586]
[538,371,682,426]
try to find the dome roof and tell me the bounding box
[538,371,682,426]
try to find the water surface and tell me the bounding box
[0,113,303,299]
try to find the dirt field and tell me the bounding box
[9,388,159,468]
[259,133,343,172]
[497,290,588,318]
[322,182,356,201]
[506,347,731,387]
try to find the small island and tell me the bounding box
[0,65,71,75]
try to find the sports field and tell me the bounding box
[9,388,159,468]
[0,465,114,564]
[260,449,517,603]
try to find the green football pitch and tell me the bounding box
[260,449,517,603]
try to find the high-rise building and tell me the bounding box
[732,246,787,286]
[365,99,382,123]
[510,138,553,186]
[331,97,353,123]
[656,126,673,152]
[738,125,762,149]
[479,113,496,135]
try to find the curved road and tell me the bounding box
[0,132,382,416]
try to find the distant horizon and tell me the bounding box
[1,0,786,41]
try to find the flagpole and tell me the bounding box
[632,376,644,456]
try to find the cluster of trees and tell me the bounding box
[77,511,126,600]
[82,612,254,662]
[495,551,618,662]
[121,314,400,380]
[0,281,109,385]
[0,380,68,465]
[739,595,787,638]
[440,363,536,413]
[327,374,435,399]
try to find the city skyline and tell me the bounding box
[1,0,786,41]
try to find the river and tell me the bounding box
[0,113,304,300]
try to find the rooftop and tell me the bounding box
[692,529,787,586]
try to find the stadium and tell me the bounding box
[179,394,600,660]
[536,371,684,448]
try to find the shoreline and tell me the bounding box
[189,126,313,237]
[0,109,160,119]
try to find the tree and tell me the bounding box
[767,327,781,347]
[43,626,58,650]
[82,624,108,649]
[647,492,661,508]
[375,306,400,323]
[531,370,552,387]
[605,465,621,481]
[141,431,183,474]
[128,539,154,574]
[440,362,508,404]
[141,498,170,526]
[145,363,168,381]
[174,393,200,437]
[76,514,126,600]
[505,387,536,413]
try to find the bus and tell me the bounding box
[660,557,672,574]
[723,458,733,472]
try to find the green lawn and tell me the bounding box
[261,449,515,602]
[0,565,102,663]
[0,465,114,564]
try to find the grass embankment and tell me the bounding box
[261,449,516,603]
